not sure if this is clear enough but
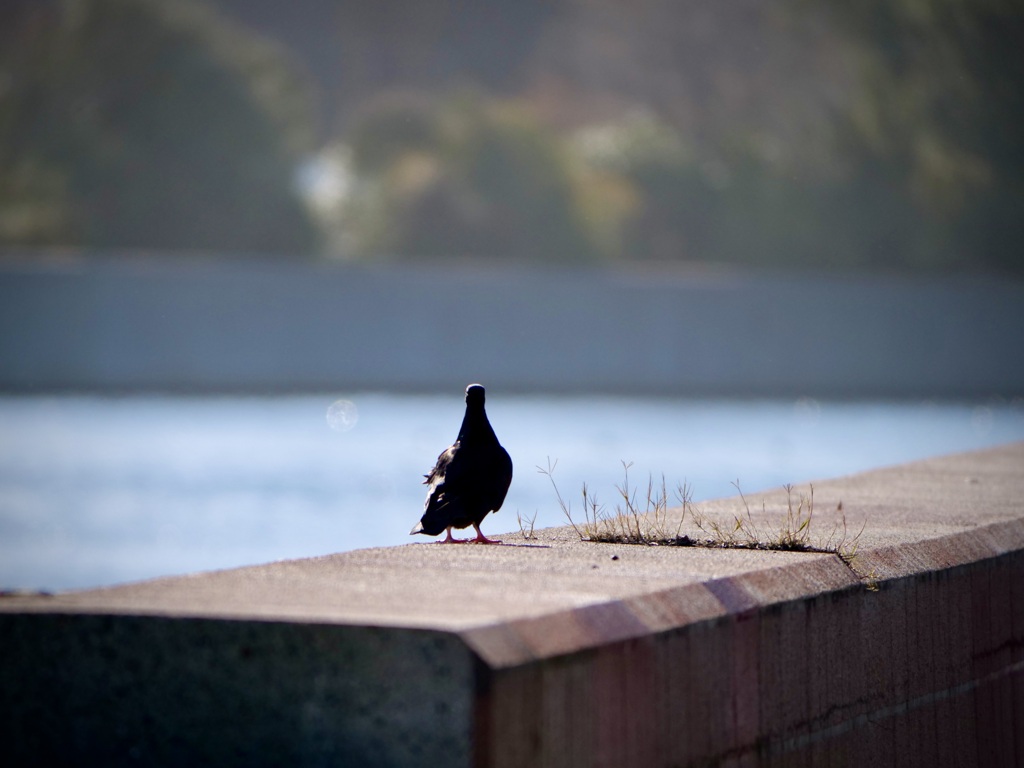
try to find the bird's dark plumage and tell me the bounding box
[410,384,513,544]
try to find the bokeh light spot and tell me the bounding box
[326,399,359,432]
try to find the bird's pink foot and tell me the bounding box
[471,524,502,545]
[440,528,469,544]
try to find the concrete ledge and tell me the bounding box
[2,443,1023,766]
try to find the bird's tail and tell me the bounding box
[413,496,463,536]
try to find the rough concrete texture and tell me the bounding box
[1,442,1022,766]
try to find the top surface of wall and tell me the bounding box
[4,442,1023,668]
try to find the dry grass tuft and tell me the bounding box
[539,458,871,585]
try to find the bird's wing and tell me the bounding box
[414,442,471,535]
[424,442,460,488]
[425,441,473,509]
[484,445,514,513]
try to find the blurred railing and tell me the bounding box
[2,253,1022,398]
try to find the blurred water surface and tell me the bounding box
[1,393,1022,591]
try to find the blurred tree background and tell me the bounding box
[0,0,319,255]
[1,0,1022,273]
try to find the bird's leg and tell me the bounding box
[441,527,469,544]
[471,522,502,545]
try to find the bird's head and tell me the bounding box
[465,383,486,406]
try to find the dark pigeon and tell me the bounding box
[410,383,513,544]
